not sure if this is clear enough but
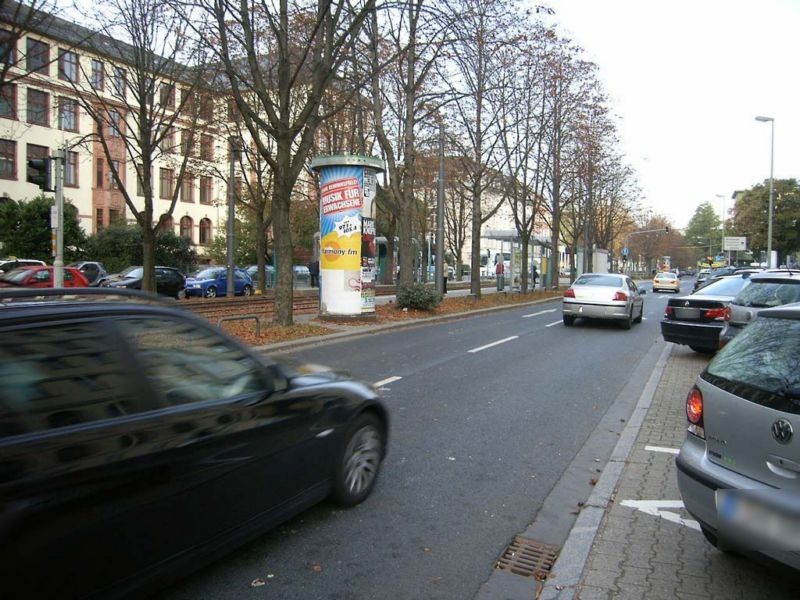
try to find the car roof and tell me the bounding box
[748,270,800,282]
[759,302,800,320]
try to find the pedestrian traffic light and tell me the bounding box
[27,158,53,191]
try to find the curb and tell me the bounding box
[253,295,562,354]
[538,343,673,599]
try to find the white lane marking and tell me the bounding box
[620,500,701,531]
[522,308,557,318]
[545,320,562,328]
[646,445,679,455]
[374,376,402,388]
[468,336,519,353]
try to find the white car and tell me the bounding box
[562,272,646,329]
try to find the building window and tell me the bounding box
[159,167,174,199]
[58,49,78,82]
[95,158,103,189]
[91,59,104,90]
[108,109,121,137]
[26,39,48,75]
[159,126,176,153]
[96,208,104,232]
[180,129,193,156]
[199,134,213,161]
[179,216,193,241]
[1,30,17,66]
[57,97,78,131]
[199,218,212,245]
[109,208,120,224]
[199,175,213,205]
[64,150,78,187]
[181,175,194,203]
[26,88,48,126]
[159,215,174,232]
[160,83,175,109]
[0,139,15,179]
[198,94,214,120]
[0,84,16,119]
[112,66,126,96]
[109,160,121,189]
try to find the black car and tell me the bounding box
[0,288,388,599]
[661,274,753,353]
[68,260,108,285]
[100,265,186,299]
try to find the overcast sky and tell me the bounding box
[540,0,799,230]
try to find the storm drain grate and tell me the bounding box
[495,536,559,580]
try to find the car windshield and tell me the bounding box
[706,317,800,412]
[119,266,143,278]
[574,274,623,287]
[0,268,32,283]
[195,268,224,279]
[733,281,800,308]
[693,276,750,297]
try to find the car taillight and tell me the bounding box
[665,306,674,318]
[564,289,575,298]
[613,291,628,301]
[723,306,732,322]
[705,308,726,320]
[686,386,705,439]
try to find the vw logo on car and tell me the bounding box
[772,418,794,444]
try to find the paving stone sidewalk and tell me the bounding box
[576,346,800,599]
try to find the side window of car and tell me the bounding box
[117,316,271,407]
[0,321,151,438]
[65,271,74,282]
[35,270,50,281]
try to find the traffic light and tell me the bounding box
[27,158,53,191]
[664,226,670,234]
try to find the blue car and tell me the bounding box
[185,267,253,298]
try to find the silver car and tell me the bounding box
[562,273,645,329]
[677,303,800,569]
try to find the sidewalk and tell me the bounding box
[546,345,800,599]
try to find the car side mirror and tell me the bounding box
[639,289,647,295]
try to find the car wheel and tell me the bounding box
[242,285,252,297]
[689,345,715,354]
[634,305,643,323]
[563,315,575,326]
[205,286,217,298]
[621,308,633,330]
[176,288,186,300]
[331,413,384,507]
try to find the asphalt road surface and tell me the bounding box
[160,280,689,600]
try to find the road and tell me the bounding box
[161,279,689,600]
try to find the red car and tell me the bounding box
[0,265,90,288]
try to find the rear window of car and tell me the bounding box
[733,280,800,308]
[694,276,750,297]
[704,317,800,414]
[574,274,623,287]
[655,273,676,280]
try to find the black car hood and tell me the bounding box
[271,356,356,386]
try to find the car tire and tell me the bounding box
[619,308,633,330]
[634,305,643,323]
[331,413,384,507]
[176,289,186,300]
[563,315,575,326]
[205,286,217,298]
[242,285,252,297]
[689,345,715,354]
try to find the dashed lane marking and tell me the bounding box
[522,308,557,318]
[374,376,402,388]
[545,320,562,328]
[468,336,519,353]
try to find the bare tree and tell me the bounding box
[63,0,211,292]
[199,0,377,326]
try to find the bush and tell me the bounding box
[396,282,442,311]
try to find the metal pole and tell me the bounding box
[436,124,445,295]
[226,146,236,296]
[767,119,775,268]
[53,146,65,287]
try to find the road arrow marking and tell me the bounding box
[620,499,700,531]
[522,308,557,318]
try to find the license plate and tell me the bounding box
[717,489,800,551]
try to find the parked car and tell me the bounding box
[661,273,753,353]
[676,303,800,570]
[0,265,89,288]
[245,264,276,288]
[696,267,761,292]
[68,260,108,285]
[100,266,186,299]
[0,257,45,274]
[293,264,311,286]
[652,271,681,293]
[721,270,800,345]
[185,267,253,298]
[562,272,646,329]
[692,268,712,292]
[0,287,388,599]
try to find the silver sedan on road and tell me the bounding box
[562,273,646,329]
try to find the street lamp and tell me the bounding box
[755,115,775,268]
[715,193,725,263]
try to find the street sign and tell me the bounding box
[622,246,629,257]
[724,236,746,251]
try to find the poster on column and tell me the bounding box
[361,217,376,314]
[319,166,363,314]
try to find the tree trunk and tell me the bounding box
[272,146,294,326]
[255,211,267,294]
[142,223,156,293]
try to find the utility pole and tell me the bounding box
[53,146,65,287]
[226,144,236,297]
[435,124,445,295]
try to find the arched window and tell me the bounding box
[199,218,212,246]
[158,215,173,233]
[180,216,193,242]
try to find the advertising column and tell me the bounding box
[310,155,385,319]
